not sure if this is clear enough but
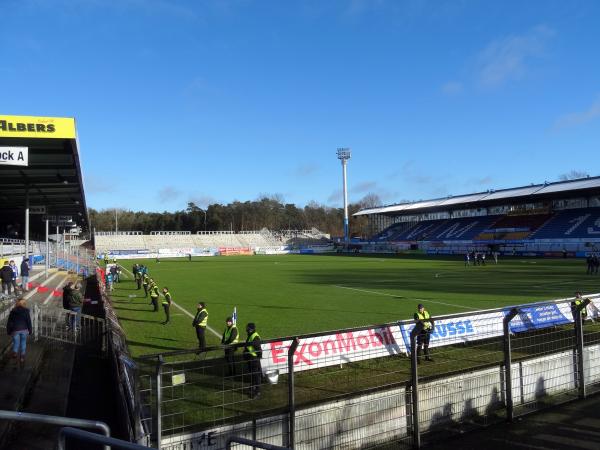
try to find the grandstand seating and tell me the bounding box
[374,216,499,241]
[473,213,552,240]
[531,207,600,239]
[369,208,600,243]
[94,229,326,253]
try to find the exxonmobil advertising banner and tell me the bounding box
[261,296,600,375]
[262,326,405,375]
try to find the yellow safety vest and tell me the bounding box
[143,274,149,285]
[246,331,260,357]
[416,311,433,330]
[162,292,171,306]
[575,299,588,317]
[194,308,208,328]
[150,285,159,298]
[222,325,239,344]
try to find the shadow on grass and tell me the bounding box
[119,317,163,324]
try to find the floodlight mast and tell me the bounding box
[336,148,351,248]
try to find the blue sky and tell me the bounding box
[1,0,599,212]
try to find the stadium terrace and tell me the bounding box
[354,176,600,257]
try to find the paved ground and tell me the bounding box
[424,393,600,450]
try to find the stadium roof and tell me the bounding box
[0,115,88,235]
[354,176,600,217]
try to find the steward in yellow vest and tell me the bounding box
[192,302,208,351]
[244,322,262,398]
[221,317,239,376]
[161,287,172,324]
[413,304,434,363]
[149,281,159,312]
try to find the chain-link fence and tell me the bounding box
[133,294,600,450]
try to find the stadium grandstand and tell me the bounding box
[94,227,332,258]
[354,176,600,257]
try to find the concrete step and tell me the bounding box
[0,343,45,448]
[2,342,76,450]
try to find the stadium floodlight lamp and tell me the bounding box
[337,148,351,161]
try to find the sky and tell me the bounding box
[1,0,599,212]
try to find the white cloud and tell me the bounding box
[553,95,600,130]
[477,25,555,87]
[441,81,463,95]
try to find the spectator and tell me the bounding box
[106,272,114,292]
[6,297,32,365]
[1,261,14,295]
[68,283,83,330]
[109,264,118,283]
[9,260,19,293]
[20,257,30,292]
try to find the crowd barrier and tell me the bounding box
[133,293,600,449]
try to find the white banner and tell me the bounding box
[0,146,28,166]
[260,295,600,375]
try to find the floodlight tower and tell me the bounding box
[337,148,351,247]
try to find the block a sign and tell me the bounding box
[0,146,28,166]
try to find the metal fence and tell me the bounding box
[134,294,600,450]
[31,303,106,350]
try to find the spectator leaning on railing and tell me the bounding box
[1,261,14,295]
[68,283,83,330]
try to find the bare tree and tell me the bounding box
[559,170,590,181]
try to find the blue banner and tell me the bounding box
[505,304,571,333]
[399,318,478,351]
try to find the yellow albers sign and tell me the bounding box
[0,115,76,139]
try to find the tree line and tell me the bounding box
[89,194,383,238]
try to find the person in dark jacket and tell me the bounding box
[243,322,262,398]
[221,317,239,376]
[192,302,208,351]
[6,297,32,365]
[68,283,83,330]
[9,260,19,292]
[1,261,14,295]
[62,281,73,309]
[20,257,30,292]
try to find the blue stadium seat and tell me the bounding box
[530,208,600,239]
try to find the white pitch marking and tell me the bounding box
[120,265,221,338]
[334,285,477,310]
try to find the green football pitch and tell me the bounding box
[107,254,598,358]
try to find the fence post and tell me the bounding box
[154,355,164,450]
[33,303,40,342]
[287,338,299,450]
[503,307,519,423]
[409,324,422,449]
[575,299,589,399]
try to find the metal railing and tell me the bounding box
[226,436,289,450]
[135,295,600,450]
[0,410,111,450]
[58,427,152,450]
[32,304,106,351]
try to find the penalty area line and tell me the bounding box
[333,285,477,311]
